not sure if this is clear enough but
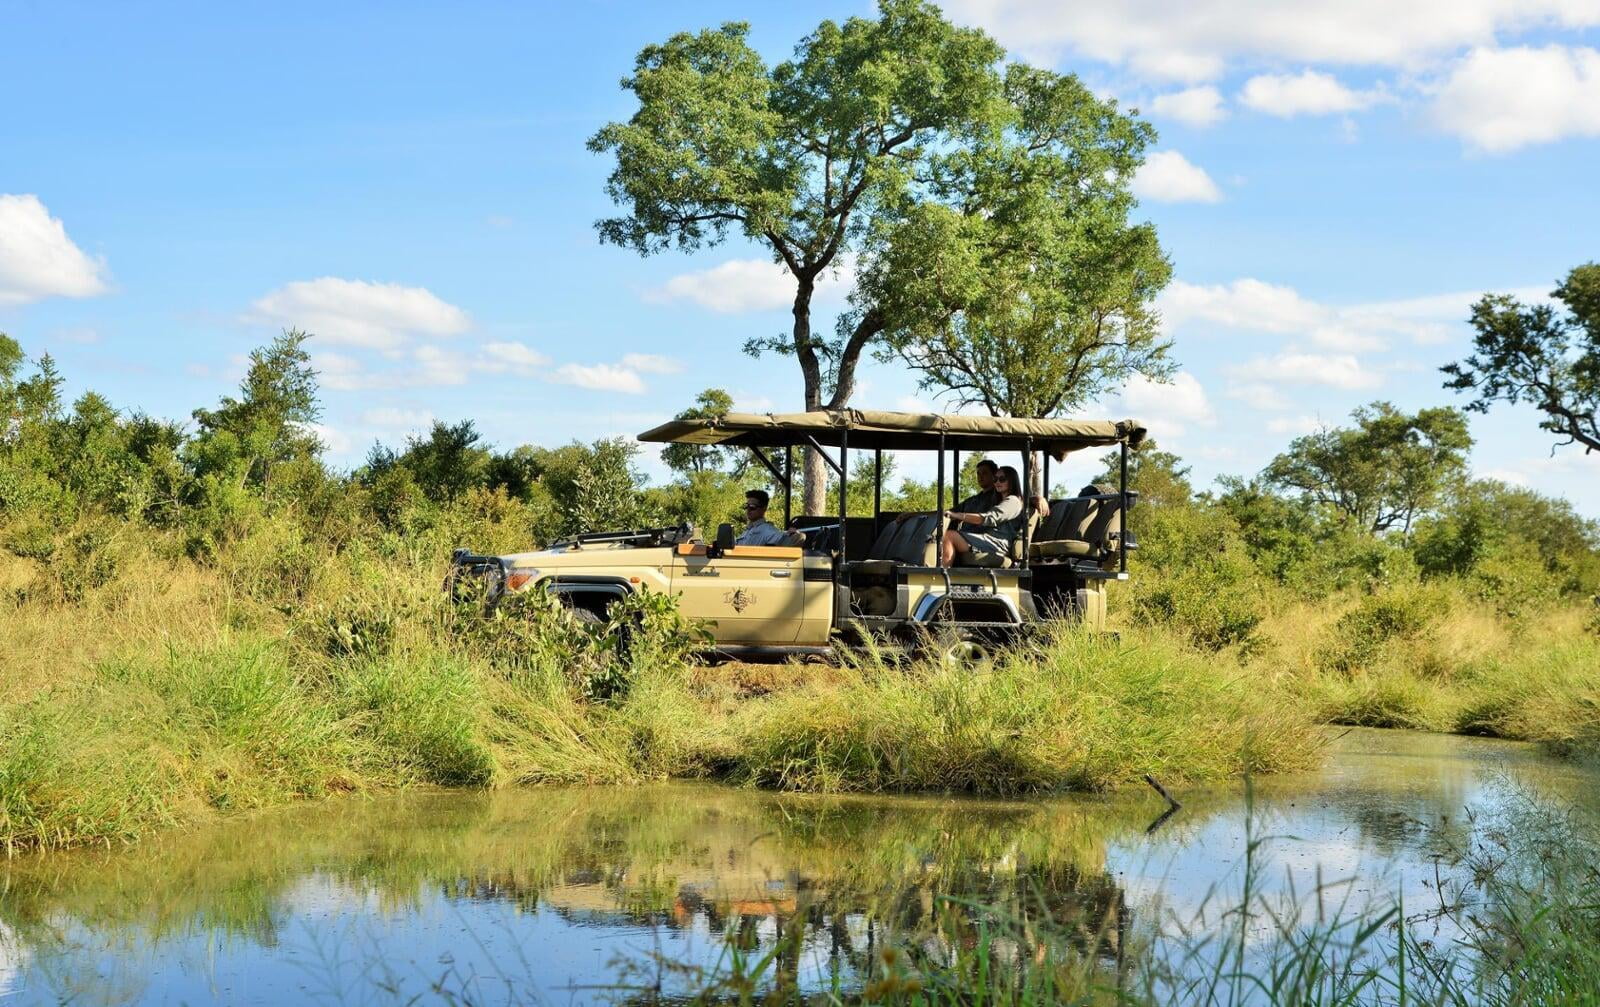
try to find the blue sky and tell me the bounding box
[3,1,1598,512]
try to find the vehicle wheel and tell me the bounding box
[936,630,991,669]
[568,601,637,662]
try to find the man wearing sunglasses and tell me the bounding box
[735,489,803,546]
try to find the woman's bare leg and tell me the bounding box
[942,528,969,566]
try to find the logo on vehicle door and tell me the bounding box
[723,588,756,613]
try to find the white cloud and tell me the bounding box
[1162,278,1325,333]
[644,255,854,313]
[1267,414,1326,435]
[319,338,672,396]
[1430,44,1600,151]
[733,392,778,412]
[50,326,101,344]
[481,340,551,372]
[621,352,685,374]
[249,278,471,350]
[553,362,647,394]
[312,351,370,391]
[1117,371,1215,440]
[0,194,109,306]
[296,421,353,455]
[1238,70,1387,117]
[1132,151,1223,203]
[941,0,1600,81]
[1160,278,1545,352]
[410,344,473,386]
[1149,85,1227,126]
[361,406,435,430]
[1475,466,1532,486]
[1227,352,1383,390]
[1226,381,1293,411]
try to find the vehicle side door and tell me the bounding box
[668,545,807,645]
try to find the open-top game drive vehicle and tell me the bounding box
[448,409,1145,661]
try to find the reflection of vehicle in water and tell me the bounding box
[448,410,1145,659]
[524,789,1136,983]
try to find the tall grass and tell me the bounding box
[0,522,1327,849]
[723,627,1318,794]
[4,506,1598,851]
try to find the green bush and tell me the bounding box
[1315,584,1449,674]
[1124,504,1266,652]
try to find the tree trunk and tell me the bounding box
[1028,449,1048,515]
[789,278,830,516]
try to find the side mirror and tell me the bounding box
[714,523,735,550]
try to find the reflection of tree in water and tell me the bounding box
[477,793,1146,995]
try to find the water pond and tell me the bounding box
[0,728,1593,1005]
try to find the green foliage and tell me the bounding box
[867,62,1172,418]
[337,654,495,786]
[1414,477,1600,595]
[1263,401,1473,534]
[660,388,739,475]
[1094,439,1192,509]
[7,328,1600,858]
[1316,584,1450,675]
[646,469,750,538]
[1444,261,1600,454]
[188,329,321,500]
[725,627,1317,794]
[1123,504,1267,652]
[591,2,1169,515]
[565,437,658,535]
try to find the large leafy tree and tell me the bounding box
[589,0,1161,512]
[865,65,1171,418]
[1443,263,1600,455]
[1263,402,1473,535]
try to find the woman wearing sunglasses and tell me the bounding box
[940,464,1024,567]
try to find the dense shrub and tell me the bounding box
[1124,504,1267,652]
[1315,584,1450,674]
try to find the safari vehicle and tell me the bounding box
[447,410,1145,660]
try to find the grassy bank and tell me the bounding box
[1243,584,1600,755]
[0,519,1325,850]
[5,508,1600,850]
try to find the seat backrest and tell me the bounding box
[1080,485,1123,553]
[1037,485,1101,542]
[1009,507,1044,563]
[893,514,939,566]
[839,517,872,562]
[865,519,903,560]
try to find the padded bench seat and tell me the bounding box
[850,513,940,573]
[1029,484,1123,565]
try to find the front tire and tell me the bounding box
[565,598,634,663]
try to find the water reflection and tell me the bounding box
[0,729,1589,1005]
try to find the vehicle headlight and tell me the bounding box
[504,568,540,591]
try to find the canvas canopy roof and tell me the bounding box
[638,409,1147,458]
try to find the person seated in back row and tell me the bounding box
[895,458,1000,523]
[736,489,804,546]
[941,464,1024,566]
